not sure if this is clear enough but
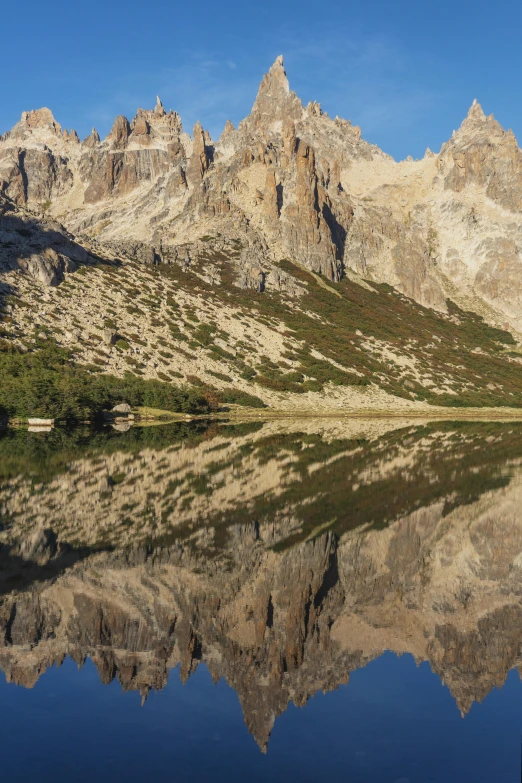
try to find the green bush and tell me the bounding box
[214,387,266,408]
[0,343,211,422]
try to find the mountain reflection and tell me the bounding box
[1,418,522,750]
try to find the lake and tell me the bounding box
[1,417,522,782]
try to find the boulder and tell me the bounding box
[111,403,132,414]
[102,329,117,346]
[17,248,77,286]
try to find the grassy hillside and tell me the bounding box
[2,246,522,412]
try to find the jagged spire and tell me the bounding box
[108,115,131,149]
[260,55,290,97]
[187,121,211,184]
[222,119,235,135]
[154,95,166,117]
[442,97,506,149]
[467,98,486,121]
[248,54,302,128]
[271,55,285,74]
[11,108,62,138]
[192,119,204,140]
[82,127,100,147]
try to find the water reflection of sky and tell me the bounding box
[0,652,519,782]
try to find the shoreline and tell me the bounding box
[5,404,522,428]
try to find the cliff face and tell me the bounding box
[2,57,522,329]
[2,420,522,749]
[0,192,94,286]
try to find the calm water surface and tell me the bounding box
[1,418,522,781]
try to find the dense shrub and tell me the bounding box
[0,343,211,421]
[214,387,266,408]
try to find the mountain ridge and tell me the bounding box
[2,57,522,412]
[2,56,521,316]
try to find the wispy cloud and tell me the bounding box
[69,30,455,157]
[278,31,453,154]
[84,51,261,140]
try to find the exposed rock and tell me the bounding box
[282,119,297,161]
[82,128,100,147]
[154,96,166,117]
[16,247,77,286]
[108,115,131,150]
[238,265,265,292]
[247,55,302,131]
[102,329,117,346]
[1,57,522,329]
[9,108,62,139]
[392,238,446,310]
[222,119,235,136]
[187,121,211,185]
[102,239,159,265]
[0,146,73,205]
[263,168,279,221]
[281,140,341,281]
[111,403,132,413]
[0,193,88,284]
[132,115,150,137]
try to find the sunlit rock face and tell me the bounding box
[3,58,522,324]
[2,420,522,749]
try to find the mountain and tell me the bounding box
[2,57,522,411]
[2,419,522,749]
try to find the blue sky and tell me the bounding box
[3,0,522,160]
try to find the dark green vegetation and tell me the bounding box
[265,263,522,406]
[126,251,522,407]
[5,245,522,412]
[181,420,522,552]
[0,420,234,482]
[0,342,211,422]
[3,419,521,556]
[183,374,265,408]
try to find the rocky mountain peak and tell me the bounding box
[22,107,59,129]
[154,95,166,117]
[131,111,150,138]
[10,107,62,139]
[108,114,131,149]
[82,127,100,147]
[467,98,486,122]
[265,54,289,92]
[186,121,211,184]
[247,55,303,130]
[192,120,204,140]
[4,56,522,333]
[448,99,503,144]
[222,119,235,136]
